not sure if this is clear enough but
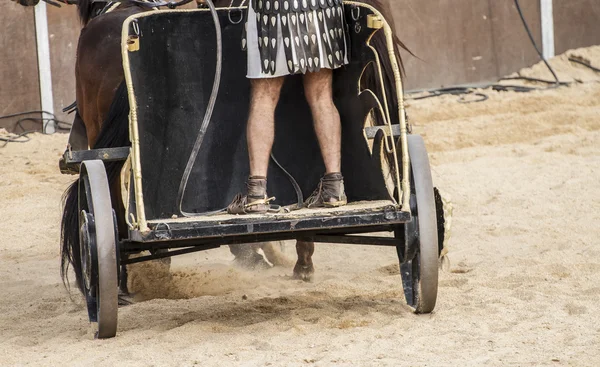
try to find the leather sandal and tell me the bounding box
[305,172,348,208]
[227,176,276,214]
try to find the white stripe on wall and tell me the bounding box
[34,2,55,134]
[540,0,555,60]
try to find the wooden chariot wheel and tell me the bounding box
[78,160,119,338]
[395,135,439,314]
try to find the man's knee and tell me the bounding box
[304,71,333,106]
[251,77,285,104]
[305,88,334,109]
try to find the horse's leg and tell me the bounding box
[293,240,314,282]
[229,244,270,269]
[261,241,294,267]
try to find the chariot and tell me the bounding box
[60,2,449,338]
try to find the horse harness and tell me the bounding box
[90,0,158,18]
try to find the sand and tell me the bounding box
[1,48,599,366]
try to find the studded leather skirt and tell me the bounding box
[243,0,349,78]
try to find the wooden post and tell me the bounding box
[34,2,55,134]
[540,0,555,60]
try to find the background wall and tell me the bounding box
[391,0,544,90]
[392,0,600,90]
[47,3,80,124]
[1,0,600,131]
[0,2,41,132]
[554,0,600,55]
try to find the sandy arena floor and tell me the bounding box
[1,47,599,366]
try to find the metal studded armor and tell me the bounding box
[243,0,348,76]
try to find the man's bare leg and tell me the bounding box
[227,77,285,214]
[303,69,347,207]
[247,77,286,176]
[303,69,342,174]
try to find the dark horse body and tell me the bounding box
[58,0,406,295]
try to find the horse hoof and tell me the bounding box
[293,264,314,282]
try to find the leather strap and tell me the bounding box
[67,111,89,152]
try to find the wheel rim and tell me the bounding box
[78,160,119,338]
[398,135,439,314]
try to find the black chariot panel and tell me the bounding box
[125,6,394,220]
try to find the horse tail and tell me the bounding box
[77,0,94,25]
[60,181,82,292]
[60,81,131,294]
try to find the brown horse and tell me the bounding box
[10,0,40,6]
[55,0,407,297]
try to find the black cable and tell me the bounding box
[513,0,560,84]
[0,111,72,130]
[0,110,72,148]
[458,93,489,104]
[0,131,34,148]
[498,76,570,85]
[407,83,542,102]
[569,56,600,73]
[0,111,71,129]
[0,110,55,120]
[407,0,573,104]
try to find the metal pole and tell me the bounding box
[34,2,55,134]
[540,0,555,60]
